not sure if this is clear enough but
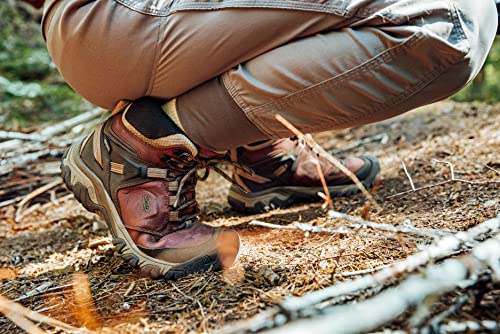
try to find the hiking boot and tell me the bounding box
[61,98,240,280]
[228,138,380,212]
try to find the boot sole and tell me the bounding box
[228,156,380,213]
[61,142,233,280]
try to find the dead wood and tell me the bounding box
[249,220,419,241]
[436,320,499,333]
[327,210,456,238]
[15,178,62,222]
[217,216,500,333]
[230,230,500,334]
[0,294,93,333]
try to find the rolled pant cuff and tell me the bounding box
[176,76,268,152]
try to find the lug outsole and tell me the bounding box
[61,149,222,281]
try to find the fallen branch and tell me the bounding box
[15,178,63,222]
[262,233,500,334]
[0,149,52,176]
[217,216,499,333]
[0,294,93,333]
[437,320,499,333]
[0,130,44,142]
[249,220,411,241]
[281,216,499,313]
[419,292,471,333]
[0,107,103,152]
[327,210,456,238]
[275,114,381,212]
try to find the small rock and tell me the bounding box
[256,265,280,286]
[92,221,107,232]
[483,199,498,208]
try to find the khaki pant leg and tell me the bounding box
[175,0,497,150]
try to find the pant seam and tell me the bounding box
[222,73,271,137]
[146,16,164,96]
[170,1,354,16]
[222,73,249,111]
[245,31,426,137]
[446,0,470,53]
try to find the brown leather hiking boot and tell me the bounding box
[61,98,240,280]
[228,138,380,212]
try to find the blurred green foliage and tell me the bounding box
[453,37,500,103]
[0,3,498,130]
[0,2,88,130]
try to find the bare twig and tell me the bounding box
[484,164,500,175]
[13,283,73,302]
[338,264,390,278]
[0,196,22,208]
[88,237,112,249]
[313,158,333,209]
[15,178,63,222]
[388,160,500,199]
[14,282,52,301]
[124,282,136,297]
[275,114,381,212]
[327,210,456,237]
[172,283,207,333]
[401,159,416,191]
[249,220,411,241]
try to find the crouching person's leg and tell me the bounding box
[174,0,497,212]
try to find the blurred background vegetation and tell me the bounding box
[0,2,498,130]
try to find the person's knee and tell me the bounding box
[414,0,497,95]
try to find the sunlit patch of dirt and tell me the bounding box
[0,101,498,333]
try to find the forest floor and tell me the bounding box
[0,101,499,333]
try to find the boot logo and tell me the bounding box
[143,196,151,212]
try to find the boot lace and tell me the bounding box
[160,152,252,232]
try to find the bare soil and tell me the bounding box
[0,101,499,333]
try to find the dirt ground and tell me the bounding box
[0,101,499,333]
